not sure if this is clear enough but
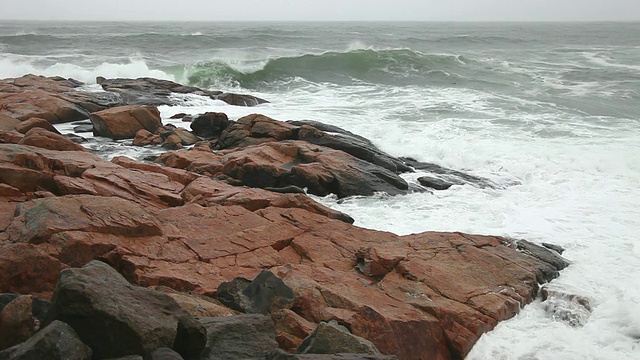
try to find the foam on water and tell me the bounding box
[148,81,640,359]
[0,57,174,84]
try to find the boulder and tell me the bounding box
[216,93,269,107]
[44,261,206,359]
[133,129,163,146]
[541,285,592,327]
[162,133,184,150]
[217,270,295,315]
[190,112,230,139]
[0,296,38,350]
[199,314,279,360]
[18,128,86,152]
[0,320,92,360]
[14,118,60,135]
[416,176,453,191]
[171,128,199,146]
[297,321,380,355]
[90,105,162,140]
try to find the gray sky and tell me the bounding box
[1,0,639,21]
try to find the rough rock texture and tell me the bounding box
[96,77,268,107]
[133,129,163,146]
[297,321,380,355]
[18,128,87,152]
[158,140,409,198]
[151,348,184,360]
[0,75,119,123]
[14,118,60,135]
[90,105,162,140]
[190,112,230,139]
[0,320,92,360]
[199,314,279,360]
[0,296,38,350]
[217,270,295,315]
[44,261,206,360]
[0,137,569,360]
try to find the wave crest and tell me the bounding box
[186,48,472,88]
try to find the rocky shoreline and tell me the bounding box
[0,74,570,360]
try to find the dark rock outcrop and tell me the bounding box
[297,321,381,355]
[44,261,206,359]
[199,314,279,360]
[190,112,230,139]
[417,176,453,191]
[217,270,295,315]
[96,77,268,107]
[0,320,92,360]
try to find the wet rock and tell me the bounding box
[516,240,571,279]
[95,77,268,107]
[417,176,453,190]
[72,124,93,133]
[90,105,162,140]
[133,129,163,146]
[162,133,184,150]
[0,320,92,360]
[158,140,409,198]
[541,285,592,327]
[44,261,206,359]
[190,112,230,139]
[171,128,199,146]
[297,321,380,355]
[401,157,500,189]
[199,314,278,360]
[216,93,269,107]
[18,128,86,152]
[64,134,88,143]
[0,75,114,123]
[542,243,566,255]
[217,270,295,315]
[14,118,60,135]
[170,113,188,119]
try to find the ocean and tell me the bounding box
[1,21,639,359]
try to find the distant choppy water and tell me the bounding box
[2,21,640,359]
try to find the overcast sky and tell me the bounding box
[1,0,639,22]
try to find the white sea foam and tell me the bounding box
[0,56,174,84]
[142,82,640,360]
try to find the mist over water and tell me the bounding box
[3,21,640,359]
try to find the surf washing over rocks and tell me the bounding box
[1,21,640,359]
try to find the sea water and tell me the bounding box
[2,21,639,359]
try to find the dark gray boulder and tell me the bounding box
[190,112,230,139]
[44,261,206,360]
[0,320,91,360]
[216,93,269,107]
[199,314,278,360]
[217,270,295,315]
[297,321,380,355]
[416,176,453,190]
